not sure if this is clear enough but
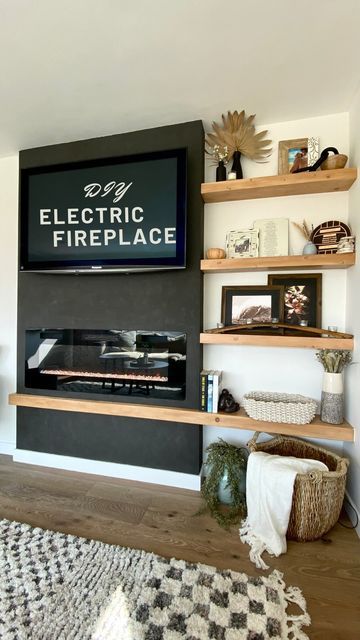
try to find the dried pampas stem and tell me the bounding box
[292,219,313,241]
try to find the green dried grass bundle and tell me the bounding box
[199,439,247,529]
[316,349,352,373]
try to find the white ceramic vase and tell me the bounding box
[321,372,344,424]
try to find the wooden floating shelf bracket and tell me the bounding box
[8,393,354,442]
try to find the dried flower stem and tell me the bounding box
[292,219,313,241]
[316,349,352,373]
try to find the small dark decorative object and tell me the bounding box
[218,388,240,413]
[292,146,347,173]
[206,144,229,182]
[216,160,227,182]
[200,438,247,528]
[231,150,243,179]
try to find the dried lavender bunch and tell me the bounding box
[316,349,352,373]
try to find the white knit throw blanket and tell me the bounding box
[240,451,328,570]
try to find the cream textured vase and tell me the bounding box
[321,372,344,424]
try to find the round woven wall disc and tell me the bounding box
[311,220,351,254]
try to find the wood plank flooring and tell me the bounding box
[0,454,359,639]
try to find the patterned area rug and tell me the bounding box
[0,519,310,639]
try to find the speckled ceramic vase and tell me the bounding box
[321,372,344,424]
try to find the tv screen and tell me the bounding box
[19,148,187,273]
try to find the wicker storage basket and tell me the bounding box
[243,391,317,425]
[247,432,349,542]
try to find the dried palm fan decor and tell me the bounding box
[206,110,272,179]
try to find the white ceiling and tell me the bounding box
[0,0,359,157]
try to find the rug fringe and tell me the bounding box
[269,570,311,639]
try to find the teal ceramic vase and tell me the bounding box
[302,241,317,255]
[217,466,246,505]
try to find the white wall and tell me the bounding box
[344,86,360,529]
[203,113,349,455]
[0,155,18,452]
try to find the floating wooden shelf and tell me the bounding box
[8,393,354,442]
[201,168,357,203]
[201,252,355,273]
[200,333,354,349]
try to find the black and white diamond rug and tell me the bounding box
[0,519,310,639]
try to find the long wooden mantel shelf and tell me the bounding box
[9,393,354,442]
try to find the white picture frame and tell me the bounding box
[226,228,259,259]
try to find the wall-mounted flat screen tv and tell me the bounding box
[19,148,187,273]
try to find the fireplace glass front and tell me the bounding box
[25,329,186,400]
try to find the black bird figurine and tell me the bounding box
[218,388,240,413]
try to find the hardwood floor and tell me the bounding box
[0,454,359,639]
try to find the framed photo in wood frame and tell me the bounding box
[221,285,284,326]
[268,273,322,327]
[278,137,319,174]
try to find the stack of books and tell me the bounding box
[200,370,222,413]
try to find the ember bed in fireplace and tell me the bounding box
[25,329,186,400]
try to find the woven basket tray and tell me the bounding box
[248,432,349,541]
[243,391,317,424]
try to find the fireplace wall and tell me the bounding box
[17,121,204,475]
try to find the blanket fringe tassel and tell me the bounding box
[239,519,271,570]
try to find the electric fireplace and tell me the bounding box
[25,329,186,400]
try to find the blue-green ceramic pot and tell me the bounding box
[217,466,246,505]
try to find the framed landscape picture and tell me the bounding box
[221,285,284,326]
[268,273,322,327]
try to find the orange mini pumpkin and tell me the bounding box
[206,248,226,259]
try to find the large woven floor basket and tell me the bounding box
[247,432,349,542]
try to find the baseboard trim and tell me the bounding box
[0,441,15,455]
[13,449,202,491]
[345,490,360,538]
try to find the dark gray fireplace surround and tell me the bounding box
[17,121,204,475]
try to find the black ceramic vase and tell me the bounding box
[216,160,227,182]
[231,151,243,179]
